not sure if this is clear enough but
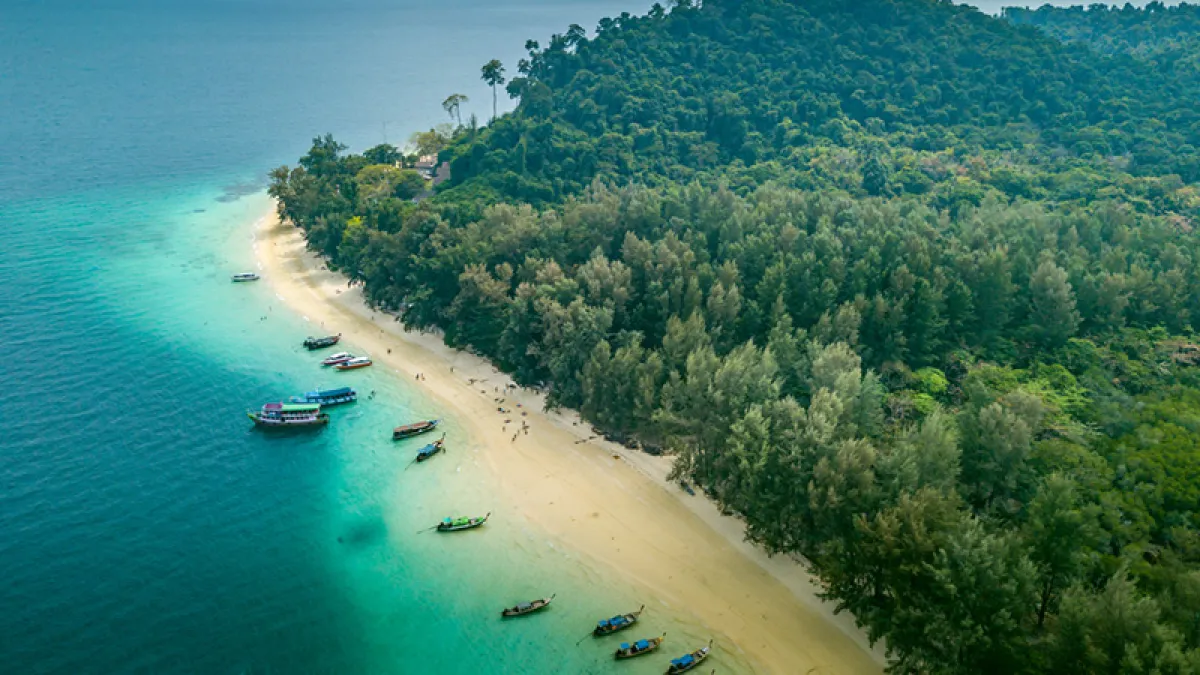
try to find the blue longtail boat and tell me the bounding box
[594,605,645,636]
[415,434,446,462]
[615,634,665,659]
[666,641,712,673]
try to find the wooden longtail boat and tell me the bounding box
[594,605,645,636]
[615,634,665,659]
[415,435,446,462]
[665,641,712,673]
[436,512,490,532]
[303,334,340,350]
[501,594,555,617]
[393,419,439,440]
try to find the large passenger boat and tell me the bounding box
[247,402,329,428]
[289,387,357,406]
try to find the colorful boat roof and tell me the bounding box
[635,639,650,649]
[308,387,354,397]
[274,403,321,412]
[672,655,695,666]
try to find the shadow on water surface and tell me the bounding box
[217,179,268,203]
[337,515,386,548]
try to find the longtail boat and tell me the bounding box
[231,272,259,282]
[289,386,356,407]
[393,419,439,440]
[321,352,354,366]
[436,512,490,532]
[594,605,645,636]
[303,334,341,350]
[615,634,665,659]
[501,594,555,617]
[665,641,712,674]
[415,435,446,462]
[248,402,329,428]
[334,356,372,371]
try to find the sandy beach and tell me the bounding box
[253,208,885,674]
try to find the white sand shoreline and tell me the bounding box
[252,205,886,674]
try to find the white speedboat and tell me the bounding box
[334,356,372,371]
[321,352,355,366]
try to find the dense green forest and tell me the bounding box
[1007,2,1200,85]
[270,1,1200,672]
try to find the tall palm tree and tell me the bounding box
[480,60,506,122]
[442,93,468,127]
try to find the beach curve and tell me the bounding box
[253,206,886,674]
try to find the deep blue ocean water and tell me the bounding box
[0,1,739,673]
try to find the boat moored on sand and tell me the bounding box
[615,634,665,659]
[248,402,329,428]
[334,356,372,371]
[665,641,712,673]
[302,334,341,350]
[321,352,354,366]
[393,419,439,440]
[436,512,490,532]
[289,386,357,407]
[501,594,555,617]
[594,605,645,636]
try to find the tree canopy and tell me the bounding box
[269,1,1200,672]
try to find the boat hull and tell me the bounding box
[501,596,554,617]
[303,335,340,350]
[615,638,663,659]
[393,419,439,440]
[248,412,330,428]
[290,391,357,407]
[436,516,488,532]
[666,647,710,673]
[595,617,638,636]
[321,352,354,366]
[415,447,442,462]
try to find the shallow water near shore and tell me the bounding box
[1,1,746,672]
[2,182,721,673]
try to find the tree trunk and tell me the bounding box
[491,85,497,121]
[1037,578,1054,628]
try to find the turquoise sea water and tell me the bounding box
[0,1,736,672]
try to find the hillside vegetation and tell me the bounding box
[270,1,1200,672]
[1007,2,1200,86]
